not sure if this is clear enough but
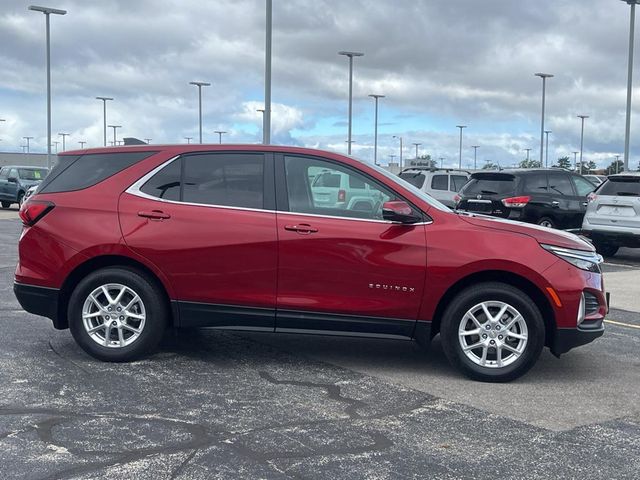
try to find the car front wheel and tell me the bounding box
[441,282,545,382]
[68,267,168,362]
[593,241,618,258]
[1,201,10,209]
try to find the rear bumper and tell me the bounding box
[580,228,640,247]
[13,282,63,329]
[550,320,604,356]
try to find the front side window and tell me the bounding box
[9,168,18,179]
[284,156,399,220]
[431,175,448,191]
[0,167,8,179]
[183,154,263,208]
[572,175,595,196]
[547,173,574,196]
[18,168,48,181]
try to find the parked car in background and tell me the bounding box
[309,167,387,214]
[584,174,607,186]
[581,172,640,257]
[15,145,606,382]
[455,169,595,229]
[399,167,470,207]
[0,166,49,208]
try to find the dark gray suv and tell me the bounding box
[0,165,49,208]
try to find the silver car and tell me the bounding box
[582,172,640,257]
[398,168,470,207]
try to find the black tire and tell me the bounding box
[536,216,556,229]
[440,282,545,382]
[593,241,618,258]
[17,192,25,208]
[1,201,10,209]
[68,267,168,362]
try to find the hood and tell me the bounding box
[458,213,594,251]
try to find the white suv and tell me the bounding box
[398,168,470,207]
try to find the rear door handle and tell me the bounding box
[284,223,318,234]
[138,210,171,220]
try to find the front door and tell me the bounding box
[119,152,278,330]
[275,154,427,338]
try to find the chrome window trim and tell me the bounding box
[125,155,432,226]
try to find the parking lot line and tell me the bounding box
[605,319,640,330]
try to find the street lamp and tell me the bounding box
[471,145,480,169]
[78,141,86,149]
[189,81,211,144]
[264,0,272,145]
[534,73,554,166]
[52,140,59,153]
[615,154,621,173]
[456,125,466,169]
[578,115,589,174]
[525,148,532,161]
[572,151,579,171]
[439,157,445,168]
[412,142,422,165]
[184,137,192,144]
[544,130,552,168]
[338,51,364,155]
[95,97,113,147]
[256,108,265,142]
[620,0,640,171]
[107,125,121,146]
[144,138,152,144]
[23,136,34,153]
[389,154,396,164]
[58,132,69,151]
[28,5,67,170]
[0,119,5,144]
[393,135,403,170]
[214,130,226,144]
[368,94,384,165]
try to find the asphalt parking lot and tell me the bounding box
[1,211,639,479]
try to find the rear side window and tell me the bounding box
[598,177,640,197]
[398,172,426,188]
[547,173,574,196]
[461,174,516,195]
[40,152,156,193]
[450,175,468,192]
[431,175,448,191]
[523,173,548,193]
[182,153,264,208]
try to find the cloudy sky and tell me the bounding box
[1,0,639,169]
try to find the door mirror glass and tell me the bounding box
[382,201,421,224]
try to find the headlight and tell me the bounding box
[541,244,603,273]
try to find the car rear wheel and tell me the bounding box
[440,282,545,382]
[537,217,556,229]
[1,201,10,209]
[593,241,618,258]
[68,267,167,362]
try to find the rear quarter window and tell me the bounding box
[40,152,157,193]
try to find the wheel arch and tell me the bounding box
[57,255,176,329]
[430,270,556,346]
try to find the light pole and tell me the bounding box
[615,153,621,173]
[144,138,152,144]
[368,94,384,165]
[389,154,396,165]
[535,73,554,167]
[23,136,34,153]
[108,125,121,146]
[58,132,69,151]
[256,108,265,142]
[184,137,192,144]
[95,96,113,147]
[28,5,67,170]
[189,81,211,143]
[572,151,579,171]
[456,125,466,169]
[544,130,552,168]
[471,145,480,169]
[440,157,444,168]
[214,130,226,144]
[52,140,59,153]
[78,141,86,149]
[0,118,4,144]
[338,51,364,155]
[578,115,589,174]
[264,0,272,144]
[393,135,403,169]
[621,1,640,172]
[412,142,422,165]
[525,148,532,161]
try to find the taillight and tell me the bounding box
[587,192,597,203]
[501,196,530,208]
[337,189,346,203]
[453,194,461,204]
[19,200,54,226]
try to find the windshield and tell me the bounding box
[598,177,640,197]
[18,168,48,181]
[366,162,451,212]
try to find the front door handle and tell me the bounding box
[551,201,560,208]
[138,210,171,220]
[284,223,318,234]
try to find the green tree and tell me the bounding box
[482,162,499,170]
[552,156,571,169]
[605,160,625,175]
[519,159,541,168]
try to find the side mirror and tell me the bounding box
[382,201,421,224]
[7,177,17,183]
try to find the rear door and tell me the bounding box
[0,167,9,200]
[275,154,427,337]
[7,168,19,200]
[120,151,278,330]
[547,172,583,228]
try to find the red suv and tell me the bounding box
[14,145,607,381]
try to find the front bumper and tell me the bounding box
[550,319,604,356]
[14,282,63,329]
